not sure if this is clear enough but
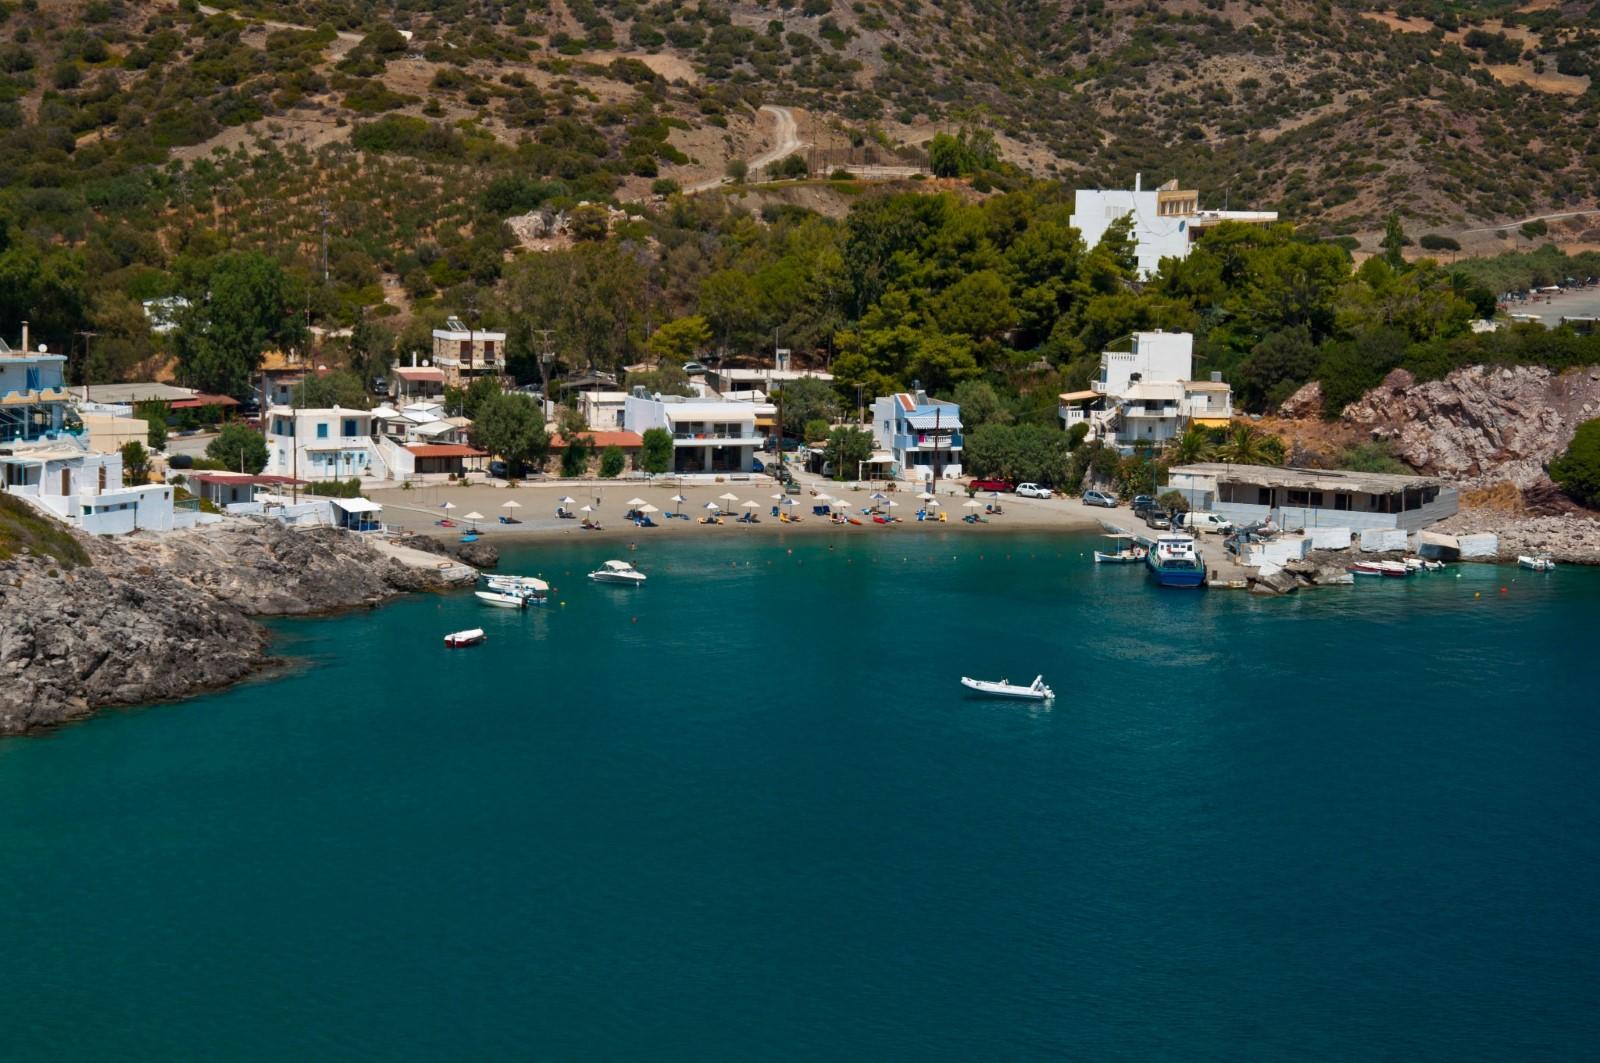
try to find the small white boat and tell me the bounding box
[484,574,550,604]
[475,590,529,609]
[960,675,1054,701]
[1349,559,1410,578]
[444,628,486,648]
[589,559,647,585]
[1094,533,1146,564]
[1403,556,1445,572]
[1518,554,1556,571]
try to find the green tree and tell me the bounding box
[599,444,626,478]
[1215,423,1284,467]
[135,400,169,451]
[776,377,838,438]
[1170,424,1213,465]
[803,417,831,444]
[561,434,593,477]
[951,380,1009,428]
[1236,325,1318,412]
[293,370,370,409]
[1381,212,1409,270]
[174,252,305,398]
[641,426,673,473]
[348,315,395,385]
[206,423,269,474]
[462,375,502,419]
[1550,418,1600,507]
[823,426,873,480]
[646,315,711,364]
[471,393,548,476]
[120,440,151,485]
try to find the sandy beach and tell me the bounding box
[367,471,1116,543]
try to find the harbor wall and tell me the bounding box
[1359,528,1409,552]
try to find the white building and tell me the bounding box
[1060,330,1232,447]
[1163,464,1458,533]
[869,390,962,483]
[579,390,630,430]
[622,392,762,474]
[1070,175,1278,278]
[712,367,835,397]
[264,406,384,482]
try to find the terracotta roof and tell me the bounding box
[405,444,487,458]
[547,430,644,449]
[169,393,240,409]
[189,473,306,486]
[395,367,446,382]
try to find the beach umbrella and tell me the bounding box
[884,499,898,507]
[741,499,759,509]
[638,503,659,514]
[963,500,982,509]
[440,501,456,511]
[559,496,576,504]
[918,492,935,501]
[626,497,647,507]
[781,497,798,506]
[501,499,521,510]
[463,510,485,531]
[670,494,686,503]
[703,501,720,511]
[719,491,740,504]
[579,504,593,513]
[926,498,940,507]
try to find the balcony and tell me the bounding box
[672,429,758,444]
[1090,380,1109,395]
[894,432,963,451]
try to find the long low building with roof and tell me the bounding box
[1163,463,1458,532]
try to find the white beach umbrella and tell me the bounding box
[884,499,898,508]
[440,501,457,511]
[926,498,940,507]
[703,501,720,511]
[963,500,983,509]
[463,511,485,521]
[781,497,798,506]
[670,494,686,503]
[501,499,522,509]
[559,496,576,504]
[719,492,740,504]
[741,499,759,509]
[626,497,647,507]
[918,492,935,501]
[579,504,593,513]
[638,503,659,514]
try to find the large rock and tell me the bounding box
[0,521,463,735]
[1340,364,1600,489]
[1277,380,1324,419]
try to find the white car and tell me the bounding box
[1016,483,1053,499]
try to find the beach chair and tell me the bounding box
[640,516,658,528]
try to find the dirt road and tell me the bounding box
[687,105,806,193]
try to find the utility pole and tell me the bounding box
[535,327,555,402]
[75,330,97,401]
[319,200,331,284]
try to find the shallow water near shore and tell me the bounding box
[3,532,1598,1061]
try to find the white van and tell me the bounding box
[1178,511,1233,534]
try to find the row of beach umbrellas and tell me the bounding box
[436,490,987,527]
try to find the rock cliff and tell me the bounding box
[1339,365,1600,490]
[0,522,463,735]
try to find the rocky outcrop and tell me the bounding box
[0,522,464,735]
[1433,507,1600,565]
[1277,380,1324,419]
[1339,364,1600,489]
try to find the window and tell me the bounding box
[316,423,329,439]
[343,419,358,437]
[1333,493,1351,511]
[1288,489,1310,507]
[1257,487,1272,506]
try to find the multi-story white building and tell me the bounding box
[1059,330,1233,447]
[622,392,762,474]
[1070,175,1278,278]
[0,329,70,445]
[579,390,630,430]
[430,317,506,388]
[870,390,962,483]
[265,406,383,482]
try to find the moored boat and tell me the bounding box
[484,574,551,604]
[444,628,486,648]
[1349,559,1411,578]
[475,590,529,609]
[1518,554,1556,571]
[1145,533,1206,588]
[589,559,647,585]
[960,675,1054,701]
[1094,532,1147,564]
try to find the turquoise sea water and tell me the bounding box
[3,532,1598,1061]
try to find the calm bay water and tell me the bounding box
[3,532,1598,1061]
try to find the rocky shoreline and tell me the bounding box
[1435,507,1600,565]
[0,521,471,736]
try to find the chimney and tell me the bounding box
[411,351,417,368]
[1134,172,1141,193]
[21,320,28,353]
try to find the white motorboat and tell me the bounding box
[960,675,1054,701]
[589,559,647,585]
[484,574,550,604]
[1518,554,1556,571]
[1403,557,1445,572]
[475,590,530,609]
[444,628,486,648]
[1349,559,1410,578]
[1093,533,1146,564]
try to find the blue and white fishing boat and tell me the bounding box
[1145,533,1207,588]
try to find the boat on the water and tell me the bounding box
[1403,556,1444,572]
[589,559,647,585]
[444,628,486,648]
[1518,554,1556,571]
[1145,533,1206,588]
[1094,533,1147,564]
[475,590,530,609]
[1349,559,1410,578]
[960,675,1054,701]
[484,574,551,604]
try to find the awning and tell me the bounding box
[754,416,777,428]
[405,444,487,458]
[1058,390,1098,402]
[1191,416,1232,427]
[864,451,896,465]
[330,497,383,513]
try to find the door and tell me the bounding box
[61,468,71,496]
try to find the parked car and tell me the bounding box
[1177,511,1233,534]
[1016,483,1053,499]
[489,460,509,479]
[1143,510,1173,530]
[1130,494,1157,513]
[682,361,707,375]
[968,478,1016,493]
[1081,490,1118,508]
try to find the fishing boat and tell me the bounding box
[475,590,530,609]
[1349,559,1410,578]
[484,574,550,604]
[1518,554,1556,571]
[1145,533,1207,588]
[443,628,486,648]
[588,559,647,585]
[960,675,1055,701]
[1402,556,1445,572]
[1094,533,1146,564]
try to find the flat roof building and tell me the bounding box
[1163,463,1458,533]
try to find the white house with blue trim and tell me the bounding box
[870,389,962,483]
[264,405,385,482]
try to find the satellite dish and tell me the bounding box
[37,343,46,352]
[422,359,430,367]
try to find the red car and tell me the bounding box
[968,478,1016,493]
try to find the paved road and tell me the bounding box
[687,105,806,194]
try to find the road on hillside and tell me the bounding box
[687,105,806,194]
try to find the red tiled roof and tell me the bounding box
[547,430,644,449]
[189,473,306,486]
[405,444,487,458]
[169,393,240,409]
